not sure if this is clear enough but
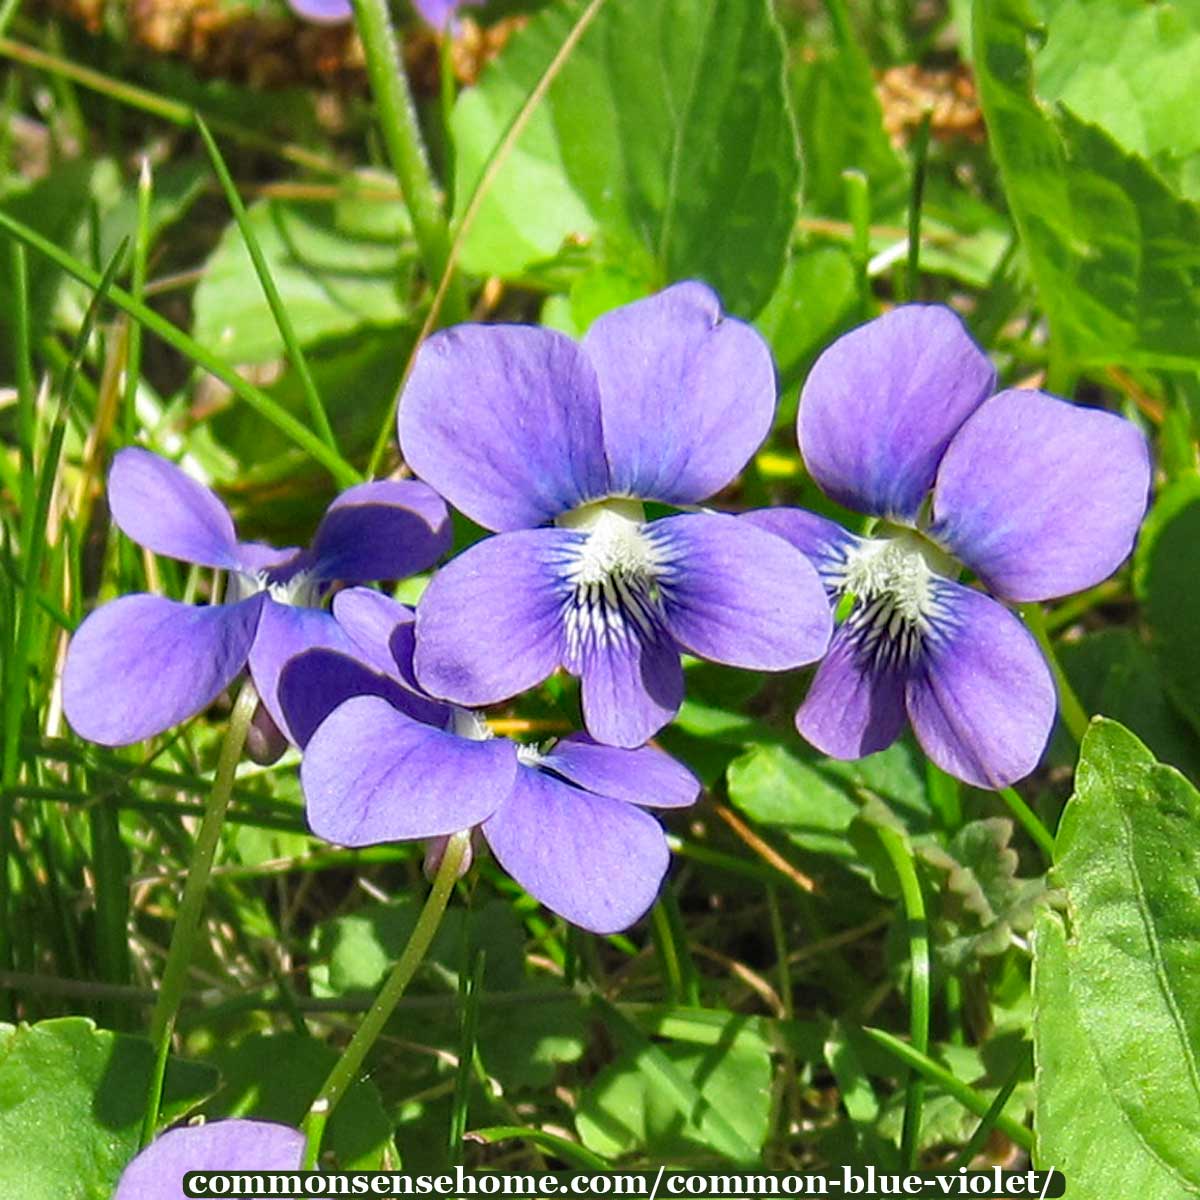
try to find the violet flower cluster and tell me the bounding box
[747,305,1150,787]
[63,284,1151,941]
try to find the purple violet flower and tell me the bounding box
[286,0,481,30]
[398,282,833,748]
[114,1119,304,1200]
[62,448,450,747]
[745,305,1152,789]
[279,589,701,933]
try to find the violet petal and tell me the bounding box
[63,594,264,745]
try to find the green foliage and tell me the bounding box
[1034,720,1200,1192]
[973,0,1200,369]
[451,0,800,315]
[192,194,416,364]
[1135,475,1200,739]
[0,1018,217,1200]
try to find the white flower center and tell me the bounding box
[231,568,321,608]
[515,743,546,767]
[837,530,955,669]
[451,706,493,741]
[553,499,665,661]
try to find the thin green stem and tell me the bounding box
[0,206,361,488]
[948,1043,1032,1169]
[998,786,1055,862]
[905,109,933,303]
[125,157,152,445]
[140,680,259,1146]
[861,1025,1032,1152]
[1021,602,1090,743]
[873,825,929,1170]
[351,0,466,324]
[841,168,872,320]
[195,116,339,455]
[301,830,470,1168]
[363,0,610,479]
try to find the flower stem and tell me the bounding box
[350,0,467,326]
[301,830,470,1169]
[998,786,1055,863]
[140,679,259,1147]
[872,825,929,1171]
[1020,602,1090,743]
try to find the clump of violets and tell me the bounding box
[746,304,1151,788]
[399,282,833,748]
[286,0,480,29]
[114,1119,303,1199]
[279,590,700,933]
[63,448,449,747]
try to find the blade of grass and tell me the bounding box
[589,992,757,1164]
[365,0,611,476]
[861,1025,1033,1152]
[872,824,930,1169]
[0,36,338,175]
[0,206,362,488]
[448,947,485,1165]
[467,1128,610,1171]
[124,157,152,445]
[0,239,128,997]
[194,116,339,456]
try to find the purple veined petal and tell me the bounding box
[540,733,700,809]
[413,0,482,29]
[482,766,670,934]
[930,389,1152,603]
[280,648,449,748]
[286,0,352,24]
[569,612,684,750]
[63,594,264,746]
[795,621,908,759]
[798,305,996,521]
[108,448,241,569]
[309,479,452,583]
[302,696,518,844]
[906,580,1056,788]
[653,512,833,671]
[399,325,610,531]
[583,282,777,504]
[247,601,359,744]
[740,507,862,598]
[413,528,573,705]
[114,1119,305,1200]
[332,587,416,677]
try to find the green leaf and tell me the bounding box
[575,1020,771,1162]
[1039,719,1200,1189]
[452,0,800,316]
[1033,0,1200,199]
[1034,914,1197,1197]
[0,1017,218,1200]
[311,899,585,1092]
[726,739,931,861]
[205,1033,391,1168]
[973,0,1200,368]
[1134,475,1200,741]
[790,12,906,219]
[1057,627,1200,780]
[920,818,1050,969]
[192,196,414,363]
